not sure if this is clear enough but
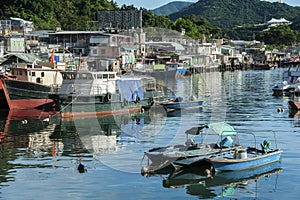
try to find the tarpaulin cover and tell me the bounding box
[116,79,144,102]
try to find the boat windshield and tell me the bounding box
[62,72,93,80]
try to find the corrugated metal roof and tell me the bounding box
[0,53,43,65]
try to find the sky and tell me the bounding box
[113,0,300,10]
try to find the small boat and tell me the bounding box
[205,140,283,172]
[141,122,242,175]
[133,60,186,79]
[156,96,203,111]
[272,64,300,96]
[272,81,300,96]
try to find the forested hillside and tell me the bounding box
[0,0,118,30]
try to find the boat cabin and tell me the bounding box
[10,64,63,87]
[59,70,118,95]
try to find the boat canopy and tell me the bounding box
[186,122,237,136]
[207,122,238,136]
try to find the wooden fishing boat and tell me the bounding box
[49,70,161,119]
[0,63,62,113]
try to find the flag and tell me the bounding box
[50,49,55,64]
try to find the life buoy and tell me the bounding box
[104,92,112,102]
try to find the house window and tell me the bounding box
[97,74,102,79]
[92,49,97,55]
[101,49,106,55]
[41,72,44,77]
[32,72,36,76]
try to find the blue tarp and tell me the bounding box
[116,79,144,102]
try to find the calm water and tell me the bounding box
[1,68,300,200]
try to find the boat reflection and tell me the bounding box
[166,106,203,117]
[0,110,62,185]
[162,161,282,199]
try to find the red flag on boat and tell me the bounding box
[50,49,55,64]
[79,52,82,69]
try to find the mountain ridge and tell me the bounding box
[151,1,194,16]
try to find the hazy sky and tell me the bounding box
[114,0,300,10]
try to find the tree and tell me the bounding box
[256,25,298,46]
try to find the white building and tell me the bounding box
[267,18,291,26]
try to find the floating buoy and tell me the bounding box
[141,166,149,176]
[277,108,284,112]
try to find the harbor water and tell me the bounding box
[0,68,300,199]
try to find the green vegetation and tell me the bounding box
[0,0,118,30]
[169,0,300,29]
[1,0,300,47]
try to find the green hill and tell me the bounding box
[151,1,193,16]
[169,0,300,29]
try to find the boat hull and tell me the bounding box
[0,78,58,111]
[160,100,203,111]
[50,93,152,120]
[208,149,282,172]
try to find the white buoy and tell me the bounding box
[277,108,284,112]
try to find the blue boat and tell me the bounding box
[158,96,203,111]
[206,142,283,172]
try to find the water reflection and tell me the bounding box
[161,161,282,199]
[0,111,60,186]
[0,108,168,185]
